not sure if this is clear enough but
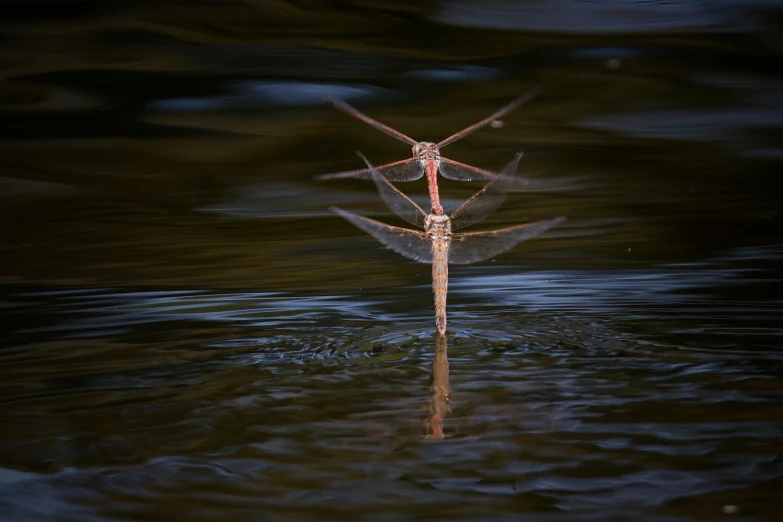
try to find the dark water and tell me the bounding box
[2,1,783,520]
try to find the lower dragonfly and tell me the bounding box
[332,152,565,334]
[318,89,539,215]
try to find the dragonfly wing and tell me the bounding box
[448,217,565,265]
[326,97,418,146]
[380,157,425,182]
[438,158,496,182]
[332,207,433,263]
[437,87,540,148]
[316,158,416,181]
[449,152,523,231]
[439,157,532,187]
[356,152,427,228]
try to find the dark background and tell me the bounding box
[1,1,782,521]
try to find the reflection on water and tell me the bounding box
[436,0,768,33]
[1,0,783,519]
[427,333,452,440]
[1,282,782,520]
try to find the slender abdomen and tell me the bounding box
[425,162,443,215]
[432,239,449,333]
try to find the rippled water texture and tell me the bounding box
[1,1,783,520]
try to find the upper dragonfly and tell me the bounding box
[318,88,539,215]
[332,152,565,334]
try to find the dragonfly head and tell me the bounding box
[412,142,440,160]
[425,213,451,237]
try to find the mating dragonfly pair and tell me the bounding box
[319,90,565,334]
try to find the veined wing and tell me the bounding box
[449,152,523,231]
[436,87,540,148]
[448,217,565,265]
[439,157,531,187]
[331,207,432,264]
[357,151,427,228]
[326,97,418,146]
[316,158,424,181]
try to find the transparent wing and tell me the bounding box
[438,158,500,182]
[316,158,423,181]
[357,152,427,228]
[448,217,565,265]
[326,97,418,146]
[377,158,425,182]
[332,207,433,264]
[449,152,523,231]
[439,157,531,187]
[437,87,540,148]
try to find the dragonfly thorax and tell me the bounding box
[425,213,451,240]
[412,142,441,161]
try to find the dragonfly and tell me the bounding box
[318,88,540,216]
[332,152,565,334]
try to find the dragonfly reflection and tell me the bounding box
[427,332,451,440]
